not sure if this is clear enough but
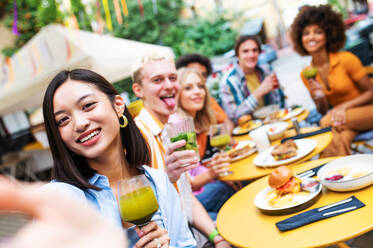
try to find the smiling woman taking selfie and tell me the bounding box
[42,69,196,248]
[290,5,373,157]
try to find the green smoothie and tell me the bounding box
[119,186,159,226]
[210,134,231,150]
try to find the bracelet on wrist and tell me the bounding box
[208,228,219,243]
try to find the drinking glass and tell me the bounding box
[167,117,200,162]
[209,124,232,176]
[118,175,159,227]
[249,128,271,153]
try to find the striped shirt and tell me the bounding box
[219,63,285,122]
[135,108,193,222]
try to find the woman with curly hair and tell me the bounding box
[290,4,373,156]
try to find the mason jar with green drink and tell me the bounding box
[167,117,200,163]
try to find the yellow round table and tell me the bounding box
[217,157,373,248]
[221,126,332,181]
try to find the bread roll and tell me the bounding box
[268,166,293,188]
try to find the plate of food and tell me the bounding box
[253,105,280,120]
[227,140,256,162]
[254,139,316,167]
[280,106,304,121]
[254,166,322,215]
[317,154,373,192]
[259,121,288,141]
[232,115,262,136]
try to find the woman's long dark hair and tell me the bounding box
[43,69,150,190]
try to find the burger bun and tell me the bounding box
[268,166,293,188]
[237,115,252,126]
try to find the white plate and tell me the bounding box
[229,140,256,162]
[281,107,304,120]
[254,181,322,214]
[254,139,317,167]
[232,120,262,136]
[253,104,280,119]
[317,154,373,192]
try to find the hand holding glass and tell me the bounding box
[167,117,200,163]
[209,124,232,176]
[118,175,159,227]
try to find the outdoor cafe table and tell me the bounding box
[220,126,332,181]
[217,157,373,248]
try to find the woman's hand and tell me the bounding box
[308,78,324,98]
[329,104,347,129]
[308,79,329,115]
[135,222,170,248]
[208,152,230,179]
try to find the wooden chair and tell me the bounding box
[352,65,373,153]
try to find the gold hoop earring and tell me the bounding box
[119,114,128,128]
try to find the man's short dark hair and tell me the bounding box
[234,35,262,56]
[176,53,213,76]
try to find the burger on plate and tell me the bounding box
[237,115,252,128]
[268,166,301,196]
[271,140,298,161]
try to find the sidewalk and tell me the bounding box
[272,47,315,110]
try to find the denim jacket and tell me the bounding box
[43,166,196,248]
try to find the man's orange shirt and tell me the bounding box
[301,51,367,107]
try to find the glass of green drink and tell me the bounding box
[167,117,200,163]
[209,124,232,176]
[118,175,159,227]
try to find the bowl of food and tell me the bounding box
[261,122,288,141]
[317,154,373,192]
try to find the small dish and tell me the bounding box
[259,121,288,141]
[317,154,373,192]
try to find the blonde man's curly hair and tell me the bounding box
[131,49,175,84]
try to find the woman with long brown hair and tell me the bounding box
[42,69,196,247]
[170,68,236,220]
